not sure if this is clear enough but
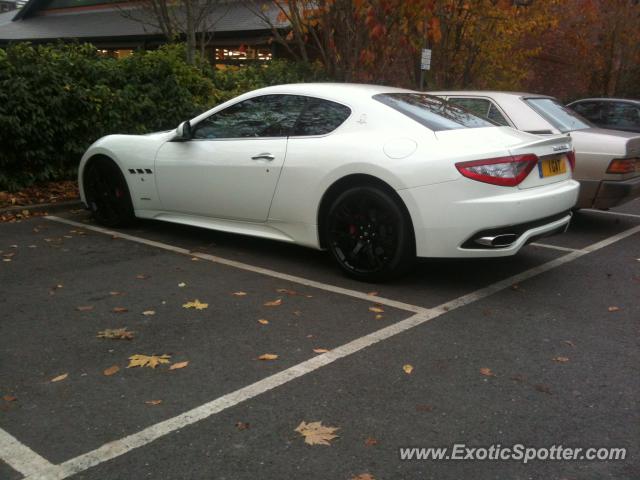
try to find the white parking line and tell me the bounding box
[14,219,638,480]
[44,216,427,314]
[583,208,640,220]
[0,429,53,477]
[529,242,584,253]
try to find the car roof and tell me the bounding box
[568,98,640,104]
[251,83,415,101]
[428,90,556,101]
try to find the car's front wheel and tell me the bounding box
[83,157,135,227]
[325,185,415,282]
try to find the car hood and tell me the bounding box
[569,128,640,157]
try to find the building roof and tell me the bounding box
[0,0,285,42]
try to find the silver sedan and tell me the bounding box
[430,91,640,209]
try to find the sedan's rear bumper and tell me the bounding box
[590,175,640,209]
[399,178,580,258]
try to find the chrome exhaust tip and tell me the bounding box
[474,233,519,248]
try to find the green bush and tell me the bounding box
[0,43,216,190]
[0,42,325,191]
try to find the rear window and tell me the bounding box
[524,98,592,133]
[373,93,497,131]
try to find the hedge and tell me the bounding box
[0,43,326,191]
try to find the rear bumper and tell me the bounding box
[591,176,640,209]
[398,178,580,258]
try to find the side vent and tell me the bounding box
[128,169,136,174]
[145,169,153,174]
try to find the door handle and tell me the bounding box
[251,153,275,161]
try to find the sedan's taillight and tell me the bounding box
[567,150,576,171]
[455,154,539,187]
[606,157,638,174]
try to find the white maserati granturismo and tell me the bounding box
[79,83,580,281]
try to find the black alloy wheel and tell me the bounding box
[83,157,135,227]
[326,185,414,281]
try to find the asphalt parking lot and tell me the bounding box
[1,201,639,480]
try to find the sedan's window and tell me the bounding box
[487,103,509,126]
[291,99,351,136]
[193,95,307,139]
[524,98,592,133]
[373,93,496,131]
[570,101,605,122]
[605,102,640,130]
[448,97,509,126]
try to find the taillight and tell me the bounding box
[455,154,539,187]
[606,157,638,174]
[567,150,576,171]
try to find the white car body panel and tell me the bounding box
[79,83,580,258]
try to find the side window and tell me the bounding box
[571,101,604,123]
[291,98,351,136]
[193,95,307,139]
[448,97,491,118]
[605,102,640,129]
[487,103,509,126]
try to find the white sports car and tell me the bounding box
[79,83,579,281]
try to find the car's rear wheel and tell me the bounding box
[325,185,414,282]
[83,157,135,227]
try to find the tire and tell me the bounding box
[324,185,415,282]
[83,157,135,227]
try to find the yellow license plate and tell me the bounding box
[539,156,567,178]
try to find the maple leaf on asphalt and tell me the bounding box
[258,319,269,325]
[479,368,495,377]
[295,421,339,446]
[145,400,162,406]
[50,373,68,383]
[112,307,128,313]
[169,361,189,370]
[127,354,171,369]
[233,291,248,296]
[608,306,620,312]
[103,365,120,376]
[182,299,208,310]
[258,353,279,361]
[403,364,414,374]
[76,306,94,312]
[235,421,250,431]
[352,474,376,480]
[313,348,329,354]
[97,328,134,340]
[553,356,569,363]
[369,306,384,313]
[142,310,156,316]
[264,298,282,307]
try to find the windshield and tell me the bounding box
[373,93,497,131]
[524,98,592,132]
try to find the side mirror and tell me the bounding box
[175,120,192,141]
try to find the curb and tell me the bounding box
[0,199,84,216]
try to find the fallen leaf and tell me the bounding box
[169,361,189,370]
[103,365,120,376]
[534,383,552,394]
[258,353,278,361]
[369,306,384,313]
[264,298,282,307]
[112,307,128,313]
[142,310,156,316]
[480,367,495,377]
[97,328,134,340]
[109,291,122,296]
[293,310,302,316]
[276,288,297,295]
[2,258,11,262]
[76,305,94,312]
[145,399,162,406]
[375,314,383,320]
[367,291,378,296]
[562,340,576,347]
[3,395,17,402]
[608,306,620,312]
[415,404,434,412]
[313,348,329,354]
[233,291,248,296]
[50,373,68,383]
[258,319,269,325]
[364,437,378,447]
[403,364,414,374]
[511,374,527,383]
[235,421,250,431]
[553,356,569,363]
[295,421,339,446]
[127,354,171,369]
[136,274,149,279]
[511,284,520,290]
[351,474,375,480]
[182,299,208,310]
[178,282,186,287]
